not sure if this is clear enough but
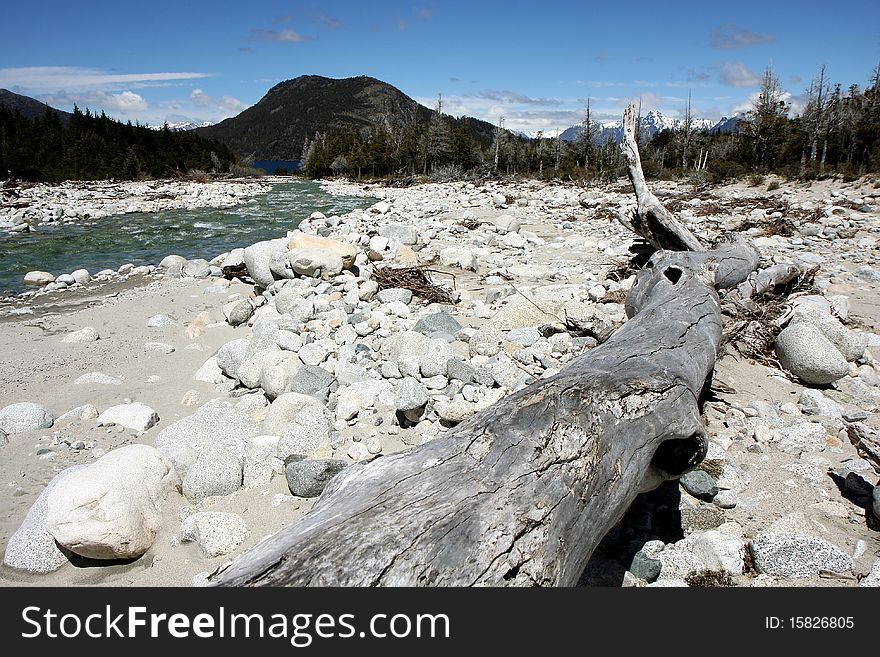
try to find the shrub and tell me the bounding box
[748,173,765,187]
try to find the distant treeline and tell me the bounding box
[300,114,491,179]
[302,64,880,183]
[0,106,236,182]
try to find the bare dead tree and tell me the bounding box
[681,89,693,170]
[493,116,504,171]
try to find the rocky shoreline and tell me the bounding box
[0,178,271,234]
[0,175,879,587]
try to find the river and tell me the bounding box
[0,180,372,295]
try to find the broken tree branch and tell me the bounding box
[617,103,705,252]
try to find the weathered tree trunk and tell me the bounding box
[617,103,704,252]
[210,104,761,588]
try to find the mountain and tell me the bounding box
[560,110,720,144]
[710,114,744,134]
[148,120,215,132]
[195,75,498,160]
[0,89,71,123]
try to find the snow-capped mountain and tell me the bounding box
[709,114,745,134]
[148,120,214,131]
[560,110,723,144]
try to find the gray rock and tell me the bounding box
[507,327,541,347]
[262,392,324,435]
[298,341,330,366]
[387,330,431,368]
[680,470,719,501]
[713,490,738,509]
[220,248,246,276]
[236,337,282,390]
[182,259,211,279]
[276,406,331,459]
[96,402,159,432]
[244,238,288,288]
[446,358,475,383]
[435,399,476,423]
[224,299,254,326]
[146,314,177,328]
[143,341,175,354]
[775,322,849,384]
[777,422,828,454]
[71,268,91,285]
[55,403,99,424]
[395,377,429,411]
[791,299,867,361]
[378,223,418,245]
[74,372,122,386]
[61,326,99,343]
[413,312,462,337]
[750,532,852,578]
[290,365,335,398]
[3,466,84,572]
[489,354,529,390]
[0,402,54,433]
[377,288,413,305]
[45,445,178,560]
[861,559,880,587]
[258,351,302,400]
[336,380,395,421]
[193,355,225,384]
[23,270,54,286]
[243,435,279,487]
[439,246,479,272]
[799,389,842,418]
[180,512,248,558]
[274,291,315,322]
[419,338,455,378]
[288,248,344,277]
[630,547,662,582]
[154,402,258,479]
[873,485,879,521]
[182,444,243,502]
[285,459,349,498]
[217,338,250,380]
[691,530,744,574]
[358,280,379,300]
[159,255,187,270]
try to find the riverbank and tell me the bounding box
[1,175,879,587]
[0,178,371,296]
[0,178,272,233]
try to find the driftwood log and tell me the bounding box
[211,105,764,587]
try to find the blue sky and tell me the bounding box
[1,1,878,132]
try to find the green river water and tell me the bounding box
[0,180,372,295]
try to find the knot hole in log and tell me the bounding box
[663,266,682,284]
[650,430,707,479]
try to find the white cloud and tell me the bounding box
[250,28,314,42]
[190,88,212,107]
[37,90,148,116]
[710,24,775,49]
[189,88,245,113]
[729,89,801,116]
[719,62,762,87]
[0,66,210,92]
